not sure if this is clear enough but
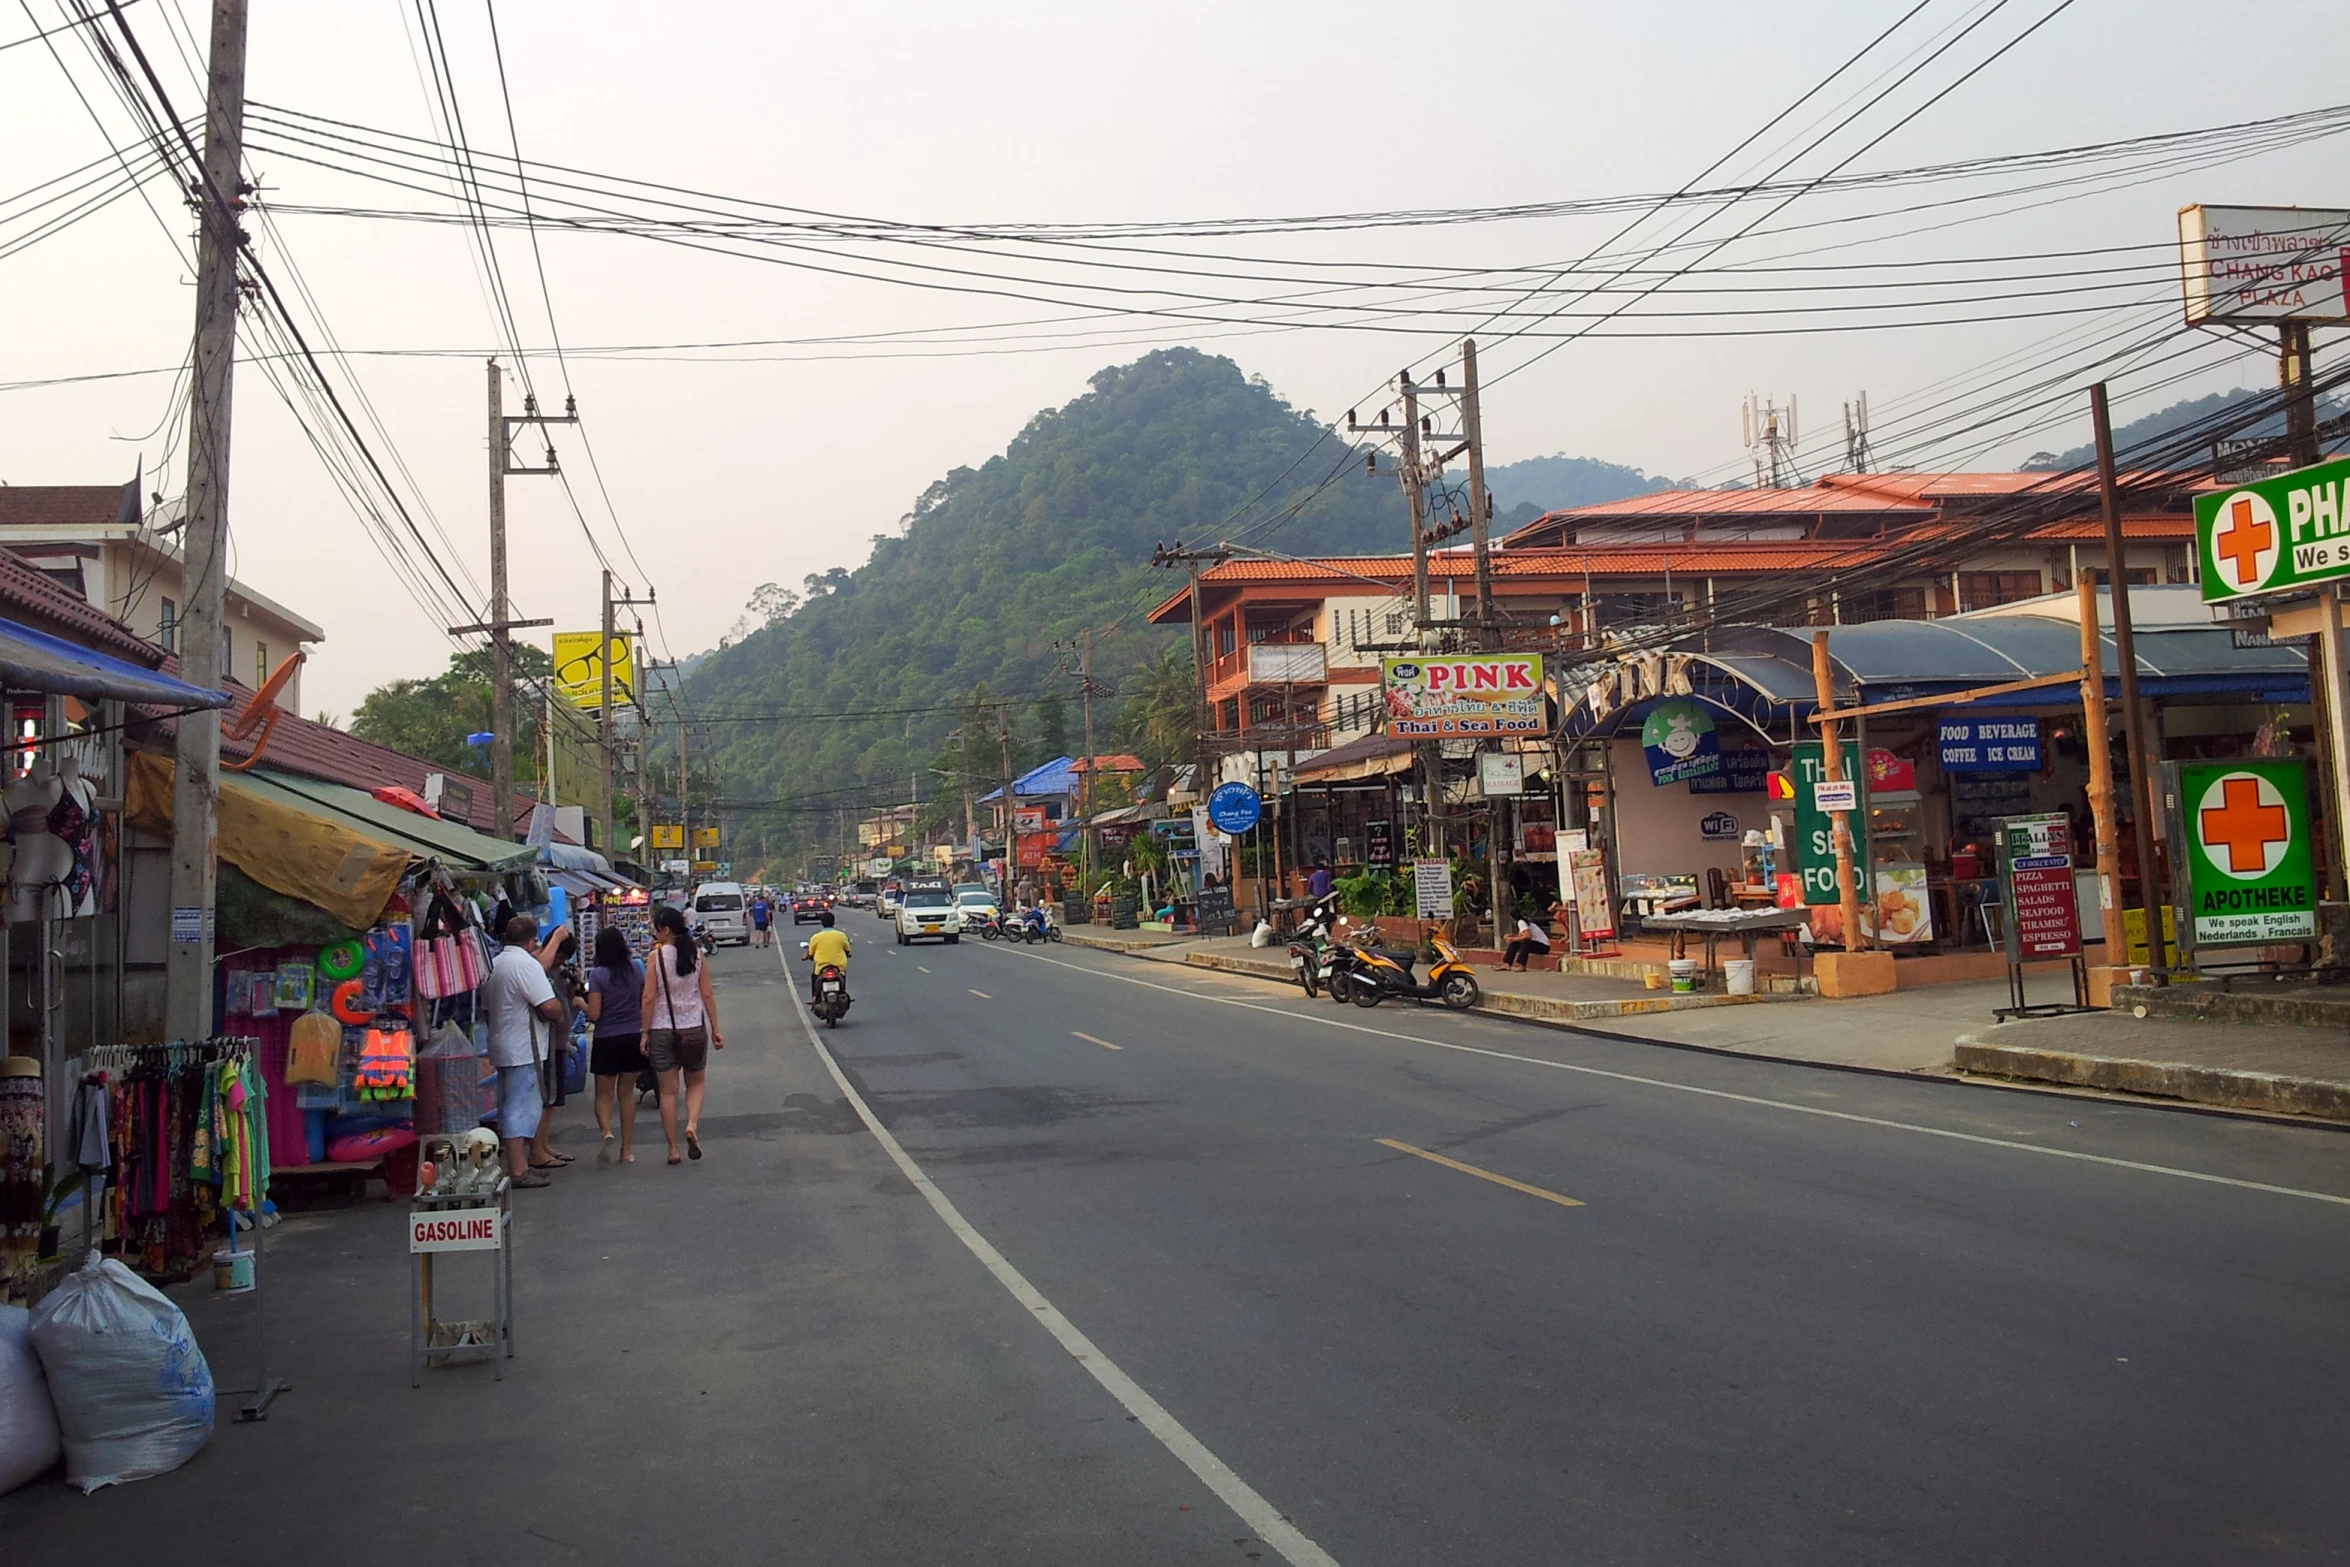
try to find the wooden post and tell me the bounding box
[1812,631,1864,952]
[2078,576,2124,999]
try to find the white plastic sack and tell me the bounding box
[28,1252,214,1492]
[0,1304,61,1495]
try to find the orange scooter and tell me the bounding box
[1339,927,1481,1010]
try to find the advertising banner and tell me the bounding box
[1999,813,2081,960]
[1939,715,2041,772]
[2195,453,2350,601]
[551,630,634,708]
[1790,741,1866,906]
[1640,700,1720,785]
[1688,748,1771,794]
[2174,759,2317,947]
[2178,205,2350,325]
[1412,858,1454,919]
[1381,655,1547,738]
[1478,752,1525,797]
[650,824,684,850]
[1567,848,1615,942]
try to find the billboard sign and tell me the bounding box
[551,630,635,708]
[1939,715,2041,772]
[1791,740,1866,906]
[1688,747,1770,794]
[2195,454,2350,600]
[650,824,684,850]
[1639,699,1720,785]
[1381,655,1547,738]
[2173,759,2317,948]
[2179,205,2350,325]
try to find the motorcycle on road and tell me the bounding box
[812,962,852,1027]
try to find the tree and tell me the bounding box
[1033,688,1069,762]
[350,644,554,779]
[1118,645,1198,770]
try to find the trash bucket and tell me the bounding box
[1668,957,1698,993]
[1723,959,1756,996]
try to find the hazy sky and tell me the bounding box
[4,0,2345,714]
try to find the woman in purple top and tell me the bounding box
[583,926,648,1161]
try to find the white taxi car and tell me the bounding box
[895,882,963,945]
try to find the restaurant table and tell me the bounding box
[1639,907,1808,973]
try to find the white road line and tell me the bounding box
[773,947,1338,1567]
[992,947,2350,1211]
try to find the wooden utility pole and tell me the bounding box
[456,363,570,839]
[1811,632,1865,952]
[2091,384,2164,976]
[599,569,615,858]
[165,0,248,1039]
[2279,322,2350,899]
[999,700,1017,901]
[2077,575,2122,962]
[1079,627,1096,896]
[676,710,690,881]
[1460,340,1508,943]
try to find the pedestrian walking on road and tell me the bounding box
[483,914,568,1189]
[643,904,723,1165]
[750,892,773,949]
[583,926,648,1163]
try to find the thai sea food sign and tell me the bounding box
[1381,656,1547,738]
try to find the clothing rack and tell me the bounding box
[82,1035,285,1420]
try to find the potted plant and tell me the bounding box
[38,1166,86,1261]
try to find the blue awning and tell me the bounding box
[0,614,229,709]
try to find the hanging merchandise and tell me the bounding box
[317,938,366,982]
[414,888,483,1001]
[245,973,278,1017]
[355,1027,414,1101]
[0,1303,61,1496]
[91,1040,267,1282]
[286,1011,341,1088]
[27,1252,214,1492]
[329,978,375,1027]
[271,961,314,1013]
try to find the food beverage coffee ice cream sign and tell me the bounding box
[1381,655,1546,738]
[2196,455,2350,600]
[2174,759,2316,947]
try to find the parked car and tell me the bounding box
[692,881,751,946]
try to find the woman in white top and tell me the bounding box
[640,905,724,1164]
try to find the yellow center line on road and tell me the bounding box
[1072,1031,1122,1051]
[1375,1138,1585,1209]
[969,989,992,1000]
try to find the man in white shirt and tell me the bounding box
[483,914,568,1187]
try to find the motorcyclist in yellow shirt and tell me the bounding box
[803,910,852,1004]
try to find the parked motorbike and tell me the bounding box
[1286,892,1345,999]
[690,922,718,957]
[1017,908,1063,944]
[973,911,1005,941]
[1340,929,1480,1010]
[812,963,852,1027]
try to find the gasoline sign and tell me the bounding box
[2175,759,2316,947]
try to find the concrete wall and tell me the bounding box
[1606,738,1759,879]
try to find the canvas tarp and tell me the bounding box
[128,749,411,930]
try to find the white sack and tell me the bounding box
[0,1304,61,1494]
[28,1252,213,1492]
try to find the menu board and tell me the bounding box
[2001,814,2081,960]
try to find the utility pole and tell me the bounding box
[677,709,690,883]
[1459,341,1507,941]
[451,361,570,839]
[166,0,248,1040]
[998,700,1017,901]
[2276,323,2350,900]
[1079,627,1097,896]
[599,579,654,863]
[2091,384,2163,980]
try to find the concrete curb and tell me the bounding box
[1954,1034,2350,1122]
[1059,928,1198,955]
[1172,948,1800,1021]
[2110,983,2350,1029]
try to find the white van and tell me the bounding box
[692,881,751,947]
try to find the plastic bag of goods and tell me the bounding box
[0,1304,61,1494]
[28,1252,214,1492]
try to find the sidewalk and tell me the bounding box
[1063,928,2350,1115]
[1956,1013,2350,1120]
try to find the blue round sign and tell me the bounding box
[1206,781,1263,835]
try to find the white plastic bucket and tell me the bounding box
[1723,959,1756,996]
[211,1248,253,1294]
[1668,957,1698,993]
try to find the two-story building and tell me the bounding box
[1151,470,2200,761]
[0,478,324,712]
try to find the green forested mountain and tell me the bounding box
[684,348,1410,872]
[2021,386,2348,471]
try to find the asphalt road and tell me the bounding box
[7,931,2348,1565]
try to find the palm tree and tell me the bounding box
[1120,646,1198,770]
